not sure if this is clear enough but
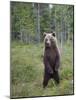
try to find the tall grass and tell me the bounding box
[11,41,74,98]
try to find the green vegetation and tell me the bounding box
[10,2,74,98]
[11,42,73,98]
[11,2,74,43]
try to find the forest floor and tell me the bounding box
[11,41,74,98]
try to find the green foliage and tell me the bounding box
[11,41,73,98]
[50,5,74,41]
[11,2,35,35]
[11,2,74,43]
[40,4,50,32]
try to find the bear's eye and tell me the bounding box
[50,38,53,41]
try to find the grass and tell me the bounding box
[11,41,74,98]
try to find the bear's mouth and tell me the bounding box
[45,42,51,47]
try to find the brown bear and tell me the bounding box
[43,32,60,88]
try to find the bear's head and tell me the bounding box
[43,32,57,48]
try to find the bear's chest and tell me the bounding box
[44,48,56,64]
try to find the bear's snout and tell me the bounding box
[45,42,51,47]
[45,41,51,47]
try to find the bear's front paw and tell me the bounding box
[50,70,53,74]
[55,67,58,71]
[48,69,53,74]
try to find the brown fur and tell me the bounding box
[43,32,60,88]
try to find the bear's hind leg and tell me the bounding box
[53,71,60,84]
[43,73,50,88]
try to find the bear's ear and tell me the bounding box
[43,32,47,37]
[52,32,56,37]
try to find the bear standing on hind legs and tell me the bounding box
[43,32,60,88]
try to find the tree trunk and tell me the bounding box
[37,3,40,42]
